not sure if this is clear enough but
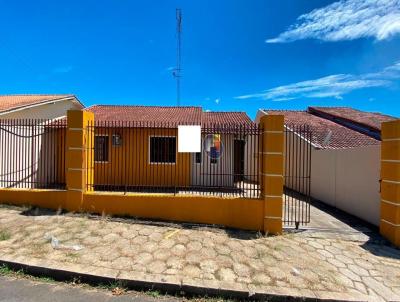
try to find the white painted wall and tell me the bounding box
[190,133,259,188]
[191,134,234,187]
[0,98,81,188]
[311,145,381,226]
[244,134,259,183]
[0,125,61,188]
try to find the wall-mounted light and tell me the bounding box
[112,134,122,146]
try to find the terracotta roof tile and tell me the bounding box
[0,94,75,113]
[85,105,202,127]
[308,106,396,131]
[202,111,253,126]
[265,110,380,149]
[85,105,253,128]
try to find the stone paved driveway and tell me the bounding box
[0,204,399,301]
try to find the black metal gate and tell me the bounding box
[0,119,66,189]
[283,125,312,228]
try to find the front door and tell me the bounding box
[234,140,245,182]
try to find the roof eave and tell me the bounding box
[0,95,82,116]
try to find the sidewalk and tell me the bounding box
[0,204,399,301]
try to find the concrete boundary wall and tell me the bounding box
[0,189,66,209]
[0,110,285,233]
[311,145,381,226]
[0,188,263,231]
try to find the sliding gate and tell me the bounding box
[283,125,312,228]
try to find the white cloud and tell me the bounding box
[270,97,296,102]
[215,98,220,104]
[266,0,400,43]
[235,61,400,101]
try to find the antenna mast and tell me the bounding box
[173,8,182,106]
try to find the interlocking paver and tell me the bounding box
[362,276,398,301]
[216,267,236,281]
[0,205,399,301]
[327,257,346,268]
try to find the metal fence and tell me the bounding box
[86,121,262,198]
[0,119,66,189]
[284,124,312,227]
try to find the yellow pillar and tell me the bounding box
[260,115,284,234]
[65,110,94,211]
[380,119,400,247]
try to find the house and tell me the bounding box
[0,94,83,119]
[0,95,83,188]
[255,106,397,226]
[84,105,259,197]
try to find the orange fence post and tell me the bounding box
[260,115,284,234]
[65,110,94,211]
[380,119,400,247]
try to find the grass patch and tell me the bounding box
[0,264,13,275]
[65,252,79,259]
[97,280,127,291]
[36,276,55,283]
[64,252,80,263]
[0,264,55,283]
[0,264,245,301]
[0,230,11,241]
[147,290,161,298]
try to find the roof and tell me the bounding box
[202,111,253,126]
[86,105,202,127]
[0,94,80,113]
[265,110,380,149]
[85,105,253,127]
[308,107,396,131]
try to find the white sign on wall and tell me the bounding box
[178,125,201,153]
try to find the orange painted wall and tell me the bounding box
[83,192,264,231]
[93,127,191,188]
[380,119,400,247]
[0,189,66,209]
[0,188,264,231]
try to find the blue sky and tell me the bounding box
[0,0,399,119]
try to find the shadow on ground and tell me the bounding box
[292,199,400,259]
[15,204,261,241]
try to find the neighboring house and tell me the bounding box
[85,105,257,194]
[256,106,397,226]
[0,95,84,188]
[0,94,83,119]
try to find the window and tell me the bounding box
[150,137,176,163]
[195,152,202,164]
[95,136,109,162]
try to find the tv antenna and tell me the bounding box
[173,8,182,106]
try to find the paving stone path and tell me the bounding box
[0,205,399,301]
